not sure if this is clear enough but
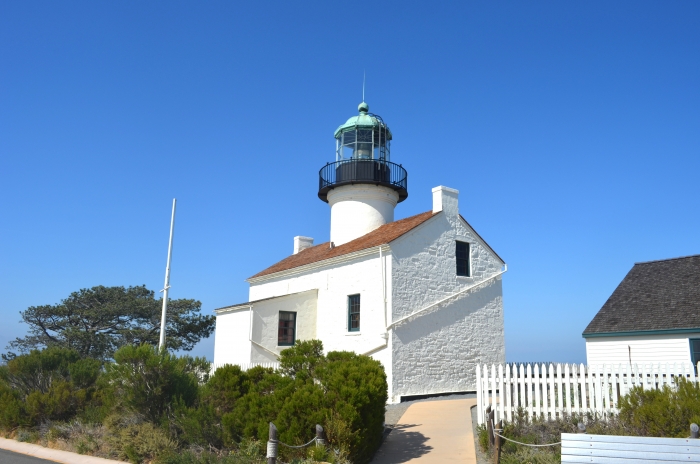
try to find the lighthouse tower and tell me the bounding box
[318,102,408,246]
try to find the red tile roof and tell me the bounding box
[249,211,437,279]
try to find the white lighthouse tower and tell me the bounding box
[318,102,408,245]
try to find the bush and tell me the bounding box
[618,377,700,437]
[0,347,101,427]
[105,414,177,463]
[318,351,387,463]
[103,344,208,424]
[208,341,387,464]
[0,341,386,464]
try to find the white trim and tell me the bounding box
[215,289,318,315]
[247,245,392,283]
[214,304,252,315]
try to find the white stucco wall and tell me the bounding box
[389,200,505,401]
[249,290,318,363]
[585,333,700,367]
[247,248,393,395]
[213,308,252,366]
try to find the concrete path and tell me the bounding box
[371,398,477,463]
[0,438,124,464]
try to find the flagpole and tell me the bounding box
[159,198,177,351]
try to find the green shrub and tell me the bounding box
[1,341,386,464]
[105,414,177,463]
[618,377,700,437]
[103,344,207,424]
[0,347,102,428]
[318,350,387,463]
[210,340,387,464]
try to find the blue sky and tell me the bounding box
[1,1,698,363]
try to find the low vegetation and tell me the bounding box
[0,340,388,464]
[477,377,700,463]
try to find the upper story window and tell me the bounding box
[456,241,471,277]
[348,294,361,332]
[278,311,296,346]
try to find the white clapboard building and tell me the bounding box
[583,254,700,368]
[214,101,506,402]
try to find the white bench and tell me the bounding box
[562,433,700,463]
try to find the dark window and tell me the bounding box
[278,311,296,346]
[691,339,700,371]
[456,241,471,277]
[348,294,360,332]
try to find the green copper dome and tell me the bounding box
[333,102,393,139]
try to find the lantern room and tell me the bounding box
[318,102,408,204]
[335,102,391,161]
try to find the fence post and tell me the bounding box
[486,405,493,447]
[316,424,326,446]
[267,422,278,464]
[691,423,699,439]
[493,419,502,464]
[488,407,496,447]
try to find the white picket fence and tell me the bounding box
[210,362,280,374]
[476,363,700,425]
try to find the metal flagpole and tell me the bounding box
[159,198,177,351]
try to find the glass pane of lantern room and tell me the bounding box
[373,129,385,160]
[356,129,373,159]
[342,131,355,160]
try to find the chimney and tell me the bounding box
[293,236,314,254]
[432,186,459,216]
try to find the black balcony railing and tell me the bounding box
[318,159,408,203]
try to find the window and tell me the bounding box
[456,241,471,277]
[690,339,700,371]
[278,311,296,346]
[348,294,360,332]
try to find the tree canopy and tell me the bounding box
[6,285,214,360]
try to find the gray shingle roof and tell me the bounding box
[583,254,700,337]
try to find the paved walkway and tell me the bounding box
[371,398,477,463]
[0,438,124,464]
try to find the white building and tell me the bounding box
[214,102,506,403]
[584,254,700,368]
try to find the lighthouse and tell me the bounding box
[318,102,408,246]
[214,98,506,404]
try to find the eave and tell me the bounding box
[583,327,700,339]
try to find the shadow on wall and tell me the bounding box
[370,423,433,464]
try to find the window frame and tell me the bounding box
[278,311,297,346]
[690,338,700,371]
[456,240,471,277]
[348,294,361,332]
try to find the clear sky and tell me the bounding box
[1,1,698,363]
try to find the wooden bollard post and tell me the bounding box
[267,422,278,464]
[691,423,699,439]
[316,424,326,446]
[493,419,503,464]
[489,407,496,447]
[486,406,493,448]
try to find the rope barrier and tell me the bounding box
[278,437,318,449]
[490,419,562,447]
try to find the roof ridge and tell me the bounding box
[634,254,700,265]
